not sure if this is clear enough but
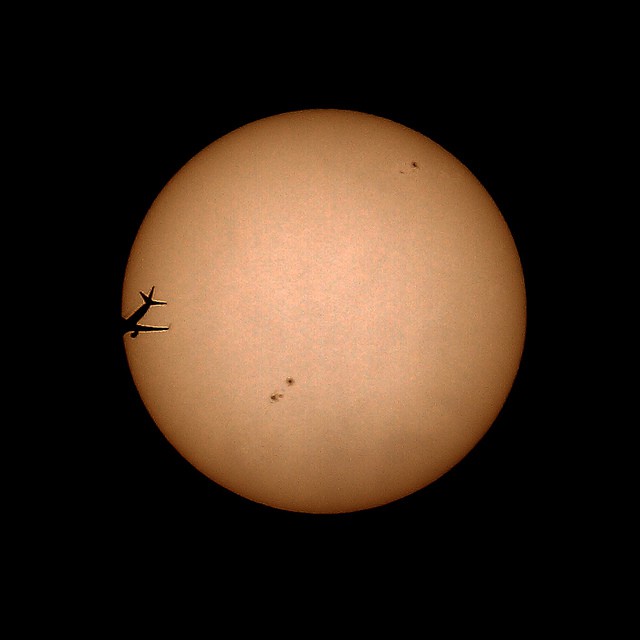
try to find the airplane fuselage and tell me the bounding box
[124,303,152,326]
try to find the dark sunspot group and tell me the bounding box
[270,377,296,402]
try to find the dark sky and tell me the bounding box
[53,50,594,590]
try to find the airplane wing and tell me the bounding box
[134,324,170,332]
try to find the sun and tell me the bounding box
[122,109,526,514]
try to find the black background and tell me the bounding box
[41,29,610,607]
[93,89,559,548]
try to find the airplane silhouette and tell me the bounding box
[122,286,170,338]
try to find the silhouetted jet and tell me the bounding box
[122,286,170,338]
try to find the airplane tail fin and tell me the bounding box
[140,286,167,306]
